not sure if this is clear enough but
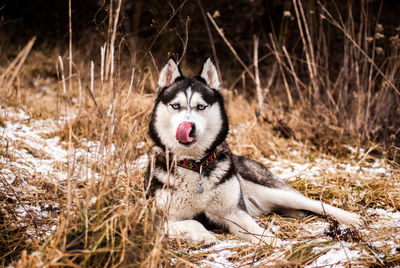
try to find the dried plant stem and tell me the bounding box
[68,0,73,96]
[57,57,67,99]
[126,68,135,101]
[269,34,293,107]
[101,44,106,90]
[139,0,188,64]
[66,0,75,244]
[0,37,36,94]
[197,0,221,80]
[318,2,400,97]
[207,12,256,82]
[264,62,277,97]
[104,0,113,82]
[229,53,272,92]
[105,0,122,88]
[177,16,190,65]
[282,46,305,105]
[293,0,318,100]
[90,61,94,94]
[298,0,318,97]
[253,35,263,115]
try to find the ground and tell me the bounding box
[1,102,399,267]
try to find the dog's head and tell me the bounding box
[148,58,228,159]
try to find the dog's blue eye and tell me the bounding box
[197,104,207,110]
[171,104,180,110]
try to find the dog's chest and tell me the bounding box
[165,168,216,203]
[155,161,240,219]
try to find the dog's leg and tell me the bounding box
[241,180,362,226]
[207,210,282,246]
[165,220,217,245]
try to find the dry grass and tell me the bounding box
[264,1,400,149]
[0,56,168,266]
[0,19,166,266]
[1,69,399,266]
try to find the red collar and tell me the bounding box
[177,149,218,173]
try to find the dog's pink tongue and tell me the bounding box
[176,122,194,143]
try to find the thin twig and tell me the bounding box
[229,53,272,91]
[268,33,293,106]
[207,12,256,82]
[177,16,190,65]
[293,0,316,100]
[253,35,263,115]
[282,46,305,105]
[0,37,36,94]
[297,0,318,97]
[318,1,400,97]
[197,0,221,80]
[68,0,73,97]
[139,0,189,65]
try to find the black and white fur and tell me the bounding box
[145,58,362,246]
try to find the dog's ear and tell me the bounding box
[200,58,220,90]
[158,58,181,89]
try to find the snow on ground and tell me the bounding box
[1,106,399,266]
[1,108,68,182]
[306,242,362,267]
[261,149,392,183]
[0,106,114,240]
[189,240,251,268]
[1,108,99,182]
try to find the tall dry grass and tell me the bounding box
[264,1,400,151]
[27,1,170,265]
[0,1,168,266]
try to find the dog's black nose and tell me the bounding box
[189,122,196,138]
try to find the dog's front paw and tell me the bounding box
[165,220,218,246]
[184,231,218,246]
[338,211,363,227]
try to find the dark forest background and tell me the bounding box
[1,0,400,148]
[2,1,400,64]
[2,1,400,62]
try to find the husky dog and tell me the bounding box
[145,58,362,246]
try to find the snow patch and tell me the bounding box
[306,242,360,267]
